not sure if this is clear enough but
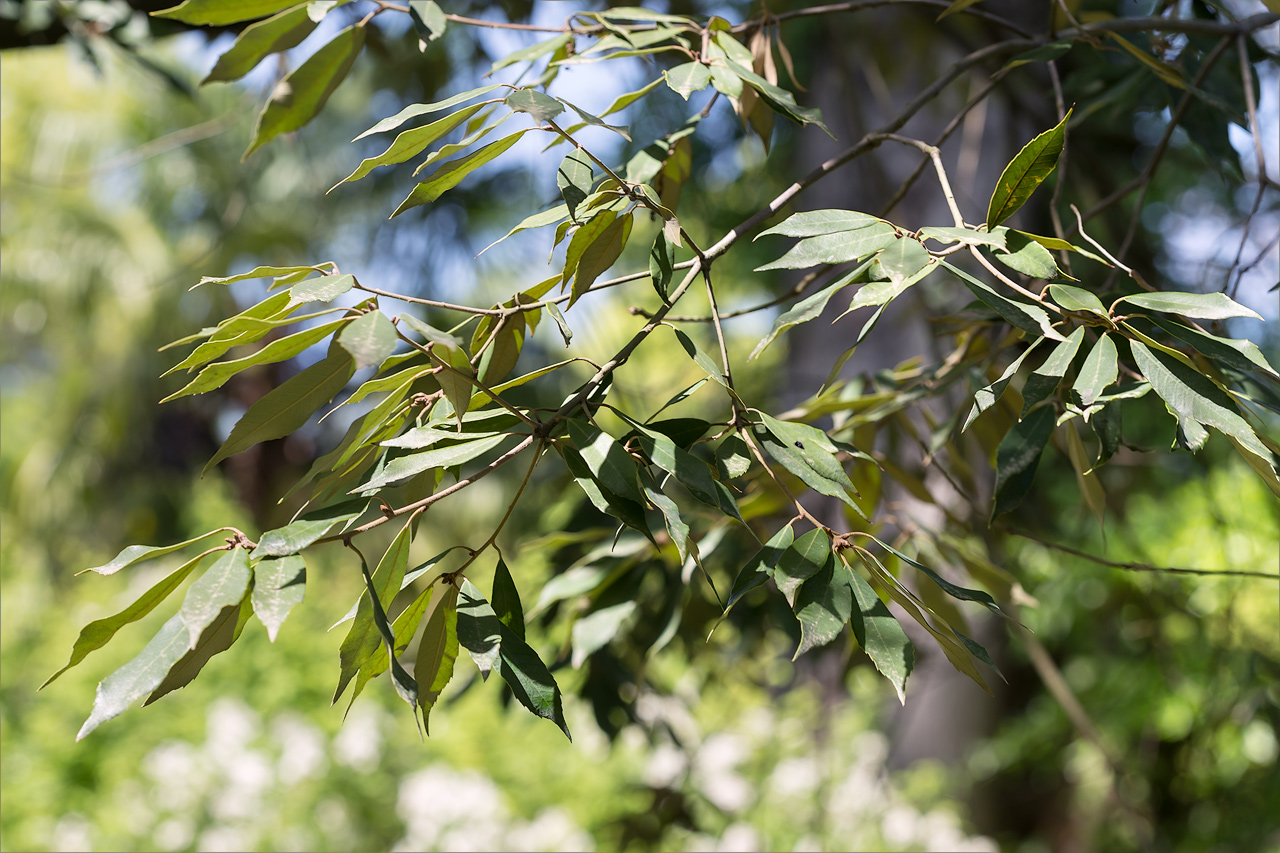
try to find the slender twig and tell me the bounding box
[395,329,536,428]
[356,281,504,316]
[740,425,829,531]
[874,134,966,227]
[630,265,835,322]
[1002,527,1280,580]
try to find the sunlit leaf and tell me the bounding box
[203,4,316,83]
[986,109,1071,228]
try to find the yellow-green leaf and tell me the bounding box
[986,109,1071,228]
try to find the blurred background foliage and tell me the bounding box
[2,1,1278,851]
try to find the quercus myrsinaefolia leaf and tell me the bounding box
[63,1,1280,742]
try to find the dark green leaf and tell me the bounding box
[963,339,1042,432]
[557,149,595,219]
[565,419,644,504]
[774,529,832,607]
[1149,316,1278,376]
[571,213,632,306]
[334,519,413,702]
[874,537,1009,620]
[1072,334,1119,407]
[645,482,690,563]
[457,580,502,680]
[561,209,618,288]
[154,0,297,25]
[672,328,730,387]
[716,435,752,479]
[491,559,525,641]
[992,404,1056,518]
[77,615,189,739]
[206,346,355,472]
[757,413,861,513]
[720,524,793,620]
[1004,40,1073,69]
[546,303,573,346]
[178,547,252,648]
[986,109,1071,228]
[392,130,528,216]
[408,0,445,41]
[497,623,570,739]
[792,556,853,658]
[846,563,913,703]
[1117,291,1263,320]
[251,555,306,642]
[756,224,897,271]
[504,88,564,122]
[722,60,833,137]
[1020,326,1085,416]
[941,261,1064,341]
[415,581,460,731]
[1092,400,1123,466]
[748,262,868,360]
[649,230,676,302]
[203,4,316,83]
[244,24,366,158]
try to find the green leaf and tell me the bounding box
[1065,419,1107,529]
[963,339,1042,432]
[1092,399,1123,466]
[719,524,794,622]
[162,320,345,403]
[145,597,253,706]
[873,537,1009,621]
[992,404,1056,518]
[1018,231,1110,265]
[430,345,475,428]
[206,346,355,472]
[355,84,504,140]
[490,33,572,74]
[562,99,631,140]
[774,528,832,607]
[561,209,617,288]
[649,230,676,302]
[756,210,880,240]
[722,60,833,137]
[251,555,306,642]
[792,555,853,658]
[77,614,189,739]
[392,130,528,217]
[338,310,397,370]
[1047,283,1108,319]
[334,104,485,187]
[1148,316,1278,377]
[331,546,460,631]
[356,433,510,492]
[876,237,934,284]
[165,291,294,373]
[556,149,595,219]
[398,314,462,350]
[491,559,525,640]
[44,550,212,688]
[672,328,730,388]
[936,0,986,20]
[544,303,573,347]
[1072,334,1119,407]
[571,602,637,668]
[345,583,430,709]
[80,530,231,576]
[244,24,366,158]
[1130,340,1275,472]
[571,213,632,307]
[504,88,564,122]
[496,623,571,739]
[756,224,897,271]
[986,108,1071,228]
[154,0,297,25]
[993,230,1060,280]
[717,435,752,480]
[918,225,1009,251]
[408,0,445,41]
[845,563,913,703]
[456,580,502,680]
[664,62,712,100]
[842,261,937,314]
[748,262,869,360]
[256,517,340,558]
[1003,40,1073,69]
[334,519,413,703]
[1020,326,1085,416]
[382,426,502,451]
[940,261,1065,341]
[415,581,460,731]
[194,263,329,289]
[178,547,252,648]
[288,274,355,307]
[757,413,861,514]
[203,4,316,83]
[645,482,690,563]
[630,424,743,524]
[565,419,644,504]
[1117,291,1263,321]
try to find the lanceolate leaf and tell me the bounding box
[154,0,297,25]
[496,623,571,739]
[206,346,355,472]
[252,555,306,642]
[504,88,564,122]
[993,232,1060,280]
[748,262,869,360]
[986,109,1071,228]
[565,419,644,504]
[338,310,397,370]
[792,557,853,658]
[146,597,253,706]
[358,433,510,492]
[245,24,366,158]
[491,559,526,640]
[289,274,356,306]
[44,550,213,688]
[178,547,252,648]
[334,519,414,703]
[774,528,832,607]
[1047,284,1108,319]
[355,84,503,140]
[649,230,676,302]
[490,33,571,74]
[256,501,363,557]
[756,210,880,239]
[557,149,595,219]
[941,261,1064,341]
[1072,334,1119,407]
[392,130,528,217]
[415,581,460,731]
[845,562,913,703]
[80,530,232,576]
[963,339,1042,432]
[571,213,632,306]
[756,224,897,271]
[203,4,316,83]
[757,413,861,513]
[334,104,485,187]
[1065,419,1107,529]
[918,226,1008,251]
[664,62,712,99]
[878,237,932,285]
[1021,327,1085,416]
[457,580,502,680]
[716,525,794,630]
[77,615,187,739]
[992,404,1056,518]
[1149,316,1278,376]
[162,320,346,402]
[561,210,618,289]
[1116,291,1263,321]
